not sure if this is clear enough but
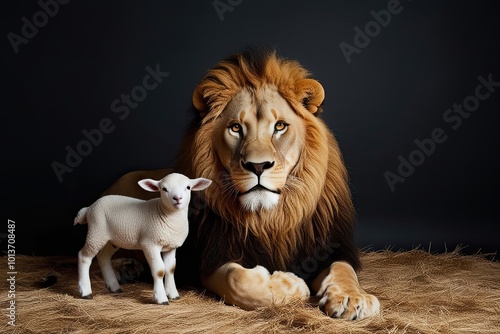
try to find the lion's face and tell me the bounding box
[188,50,331,221]
[213,86,306,211]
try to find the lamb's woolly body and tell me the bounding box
[76,195,189,252]
[75,173,212,305]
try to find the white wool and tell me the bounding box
[74,172,211,305]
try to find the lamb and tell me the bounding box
[74,172,212,304]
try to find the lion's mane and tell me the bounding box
[175,48,360,283]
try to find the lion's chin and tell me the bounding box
[239,190,280,211]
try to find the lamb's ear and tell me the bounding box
[138,179,161,192]
[192,86,209,118]
[190,178,212,191]
[294,78,325,113]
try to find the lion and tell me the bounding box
[104,48,380,320]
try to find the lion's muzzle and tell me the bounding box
[239,184,281,196]
[241,160,275,177]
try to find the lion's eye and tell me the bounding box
[274,121,288,132]
[229,123,242,135]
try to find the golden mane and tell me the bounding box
[175,48,359,281]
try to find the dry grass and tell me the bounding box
[1,249,499,333]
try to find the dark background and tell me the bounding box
[3,0,499,257]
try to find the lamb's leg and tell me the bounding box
[77,249,94,299]
[96,242,122,293]
[78,240,107,299]
[162,248,179,300]
[142,246,169,305]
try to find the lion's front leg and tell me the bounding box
[201,262,310,310]
[312,261,380,320]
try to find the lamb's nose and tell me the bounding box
[173,195,182,202]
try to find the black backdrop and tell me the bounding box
[3,0,499,257]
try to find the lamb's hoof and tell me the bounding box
[112,288,123,293]
[81,294,93,300]
[159,301,170,305]
[169,296,180,301]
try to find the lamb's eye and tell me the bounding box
[187,186,191,190]
[162,187,168,192]
[274,121,288,132]
[229,123,242,135]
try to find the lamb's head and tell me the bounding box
[138,173,212,210]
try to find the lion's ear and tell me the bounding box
[192,86,208,118]
[294,79,325,114]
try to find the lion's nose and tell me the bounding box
[241,161,275,177]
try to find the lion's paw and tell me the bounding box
[318,284,379,320]
[269,270,310,303]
